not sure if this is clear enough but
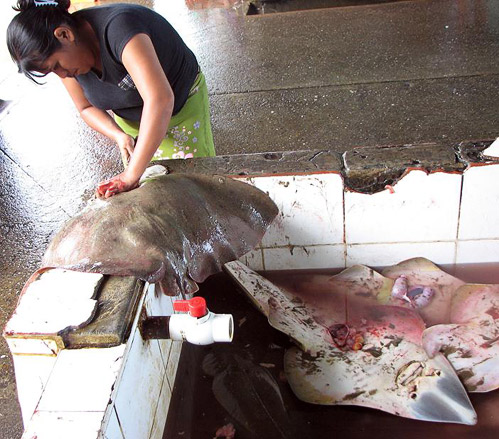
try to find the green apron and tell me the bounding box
[114,71,215,160]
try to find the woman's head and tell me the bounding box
[7,0,88,82]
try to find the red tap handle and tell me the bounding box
[173,297,207,318]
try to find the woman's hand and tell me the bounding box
[116,132,135,167]
[96,169,140,199]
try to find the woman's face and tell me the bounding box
[41,46,93,78]
[38,26,96,78]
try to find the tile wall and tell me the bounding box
[11,281,181,439]
[106,284,180,439]
[237,163,499,270]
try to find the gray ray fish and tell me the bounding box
[43,174,278,296]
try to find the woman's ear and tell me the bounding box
[53,26,75,44]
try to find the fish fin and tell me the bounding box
[158,278,181,296]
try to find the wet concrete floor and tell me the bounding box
[0,0,498,437]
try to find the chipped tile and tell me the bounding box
[459,164,499,240]
[6,338,60,356]
[345,170,461,244]
[5,269,102,336]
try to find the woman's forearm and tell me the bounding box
[126,97,173,180]
[80,106,128,143]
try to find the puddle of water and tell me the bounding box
[164,264,499,439]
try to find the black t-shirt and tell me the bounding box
[74,4,198,120]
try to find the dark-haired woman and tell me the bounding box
[7,0,215,198]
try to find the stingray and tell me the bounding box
[423,283,499,393]
[225,261,476,425]
[42,173,278,296]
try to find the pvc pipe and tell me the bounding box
[168,311,234,345]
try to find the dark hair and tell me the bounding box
[7,0,79,83]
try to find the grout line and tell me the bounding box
[259,238,499,250]
[455,173,465,265]
[209,72,499,97]
[342,186,347,268]
[112,405,126,439]
[146,366,168,439]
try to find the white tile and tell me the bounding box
[249,174,344,247]
[158,339,173,370]
[6,338,60,356]
[114,329,165,439]
[6,298,97,336]
[263,245,345,270]
[165,341,183,391]
[5,270,101,336]
[38,345,125,413]
[149,373,172,439]
[22,411,103,439]
[346,242,456,267]
[456,240,499,264]
[238,249,264,271]
[12,354,57,425]
[482,137,499,158]
[459,164,499,240]
[345,170,461,244]
[35,270,104,300]
[145,283,175,317]
[101,407,124,439]
[143,284,176,366]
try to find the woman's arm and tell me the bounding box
[61,78,135,166]
[96,33,175,198]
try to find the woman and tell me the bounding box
[7,0,215,198]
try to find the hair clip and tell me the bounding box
[34,0,59,6]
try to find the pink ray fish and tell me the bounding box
[423,283,499,393]
[224,261,476,425]
[42,174,278,296]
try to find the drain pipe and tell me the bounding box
[140,297,234,345]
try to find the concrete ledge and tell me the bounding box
[155,139,495,194]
